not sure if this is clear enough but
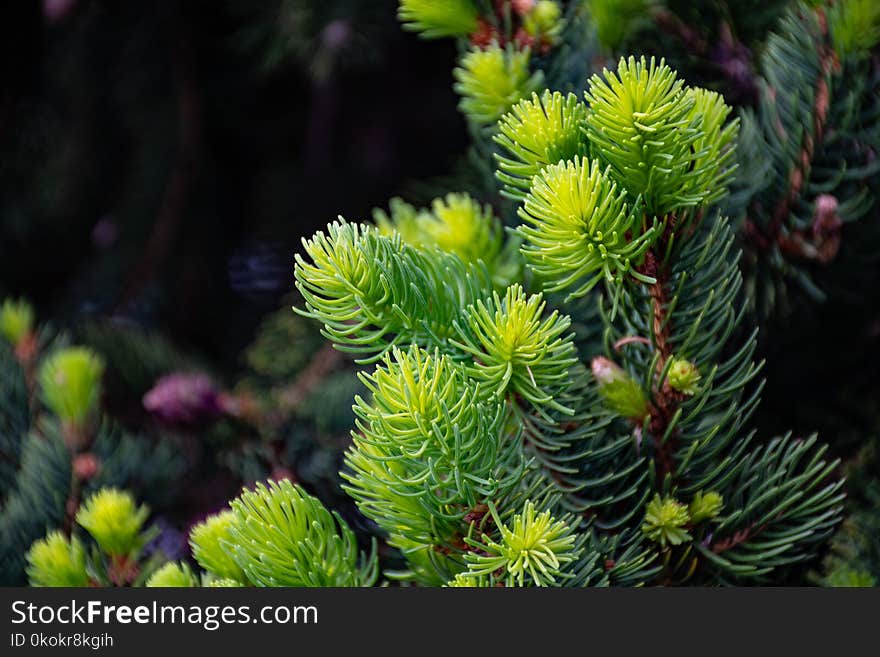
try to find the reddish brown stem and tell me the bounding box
[614,335,652,352]
[642,246,687,482]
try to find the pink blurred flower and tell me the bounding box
[43,0,78,23]
[143,372,225,428]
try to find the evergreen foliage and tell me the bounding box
[727,1,880,312]
[287,50,846,586]
[145,561,199,588]
[26,531,90,588]
[0,303,187,585]
[454,44,544,127]
[189,479,377,587]
[75,488,150,557]
[5,0,878,591]
[38,347,105,428]
[25,487,165,587]
[399,0,480,39]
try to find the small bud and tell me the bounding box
[446,572,495,587]
[523,1,562,37]
[0,298,35,346]
[689,490,724,523]
[591,357,649,419]
[38,347,105,427]
[642,494,692,547]
[143,372,225,429]
[511,0,536,16]
[667,356,701,395]
[812,194,842,264]
[76,488,150,556]
[591,356,620,385]
[73,453,101,481]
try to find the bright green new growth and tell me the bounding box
[684,89,740,207]
[454,44,543,127]
[374,193,502,270]
[518,156,658,300]
[398,0,479,39]
[373,196,422,244]
[224,479,377,587]
[38,347,105,426]
[828,0,880,60]
[294,220,493,362]
[190,511,248,583]
[689,491,724,524]
[452,284,577,416]
[75,488,150,556]
[591,356,649,419]
[26,531,90,587]
[293,43,845,587]
[464,501,581,587]
[584,56,738,216]
[522,1,564,43]
[495,91,590,200]
[0,297,34,345]
[422,193,502,265]
[445,572,494,587]
[344,346,521,581]
[824,569,877,588]
[146,562,198,588]
[207,578,245,587]
[642,495,692,547]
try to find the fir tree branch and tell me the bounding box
[744,6,839,262]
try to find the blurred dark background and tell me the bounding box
[0,0,466,366]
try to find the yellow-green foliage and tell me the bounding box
[75,488,149,556]
[495,91,590,199]
[0,298,34,345]
[454,44,543,126]
[642,495,692,547]
[518,157,658,300]
[464,502,581,587]
[375,193,502,269]
[26,531,90,587]
[38,347,105,425]
[829,0,880,60]
[190,511,248,583]
[398,0,479,39]
[225,479,377,587]
[146,562,198,587]
[452,285,577,415]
